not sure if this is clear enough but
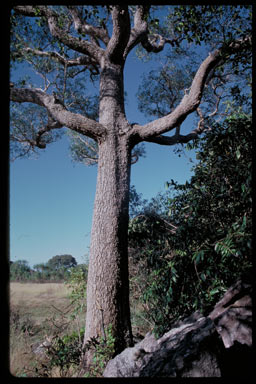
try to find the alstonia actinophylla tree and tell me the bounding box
[10,5,251,366]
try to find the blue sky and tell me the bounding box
[10,18,198,268]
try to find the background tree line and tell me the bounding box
[10,255,87,282]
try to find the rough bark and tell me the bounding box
[82,58,134,366]
[83,135,133,354]
[10,87,106,141]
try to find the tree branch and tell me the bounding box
[124,6,178,58]
[13,5,47,16]
[144,128,203,147]
[105,5,131,64]
[13,5,104,64]
[68,6,110,46]
[22,47,100,77]
[47,15,103,63]
[141,34,177,53]
[130,35,251,144]
[123,5,149,58]
[10,87,106,141]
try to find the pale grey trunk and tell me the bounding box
[83,61,133,358]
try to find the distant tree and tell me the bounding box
[47,255,77,272]
[10,260,31,281]
[33,262,51,281]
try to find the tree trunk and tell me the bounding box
[82,60,133,368]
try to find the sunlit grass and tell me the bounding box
[9,282,84,377]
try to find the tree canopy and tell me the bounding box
[47,254,77,271]
[10,255,78,282]
[10,5,251,161]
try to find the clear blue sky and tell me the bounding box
[10,27,198,268]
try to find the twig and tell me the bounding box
[50,302,73,315]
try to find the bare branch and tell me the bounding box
[130,35,251,145]
[10,87,106,141]
[47,14,103,64]
[13,5,104,64]
[68,6,110,46]
[141,34,177,53]
[22,47,100,78]
[13,5,47,16]
[105,5,131,64]
[124,6,178,58]
[123,5,149,58]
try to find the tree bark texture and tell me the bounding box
[83,136,133,352]
[83,60,134,362]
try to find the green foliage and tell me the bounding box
[10,260,32,281]
[67,131,99,166]
[129,185,148,218]
[10,102,64,161]
[137,6,251,127]
[10,255,80,282]
[168,113,252,307]
[129,113,252,337]
[83,324,115,377]
[47,254,77,271]
[10,6,101,161]
[137,62,192,118]
[65,265,87,319]
[24,329,85,377]
[169,5,251,46]
[45,330,84,376]
[33,263,51,281]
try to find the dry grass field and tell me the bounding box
[9,282,149,377]
[10,282,71,324]
[9,282,85,377]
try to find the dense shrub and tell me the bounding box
[129,113,252,337]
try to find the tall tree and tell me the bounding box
[47,254,77,271]
[10,5,251,367]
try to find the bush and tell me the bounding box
[128,113,252,337]
[45,330,84,377]
[83,324,116,377]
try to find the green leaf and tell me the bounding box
[236,148,241,159]
[209,288,219,296]
[200,273,206,282]
[242,214,247,228]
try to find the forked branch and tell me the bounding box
[10,87,106,141]
[130,35,251,146]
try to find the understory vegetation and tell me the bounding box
[10,113,252,377]
[128,113,252,337]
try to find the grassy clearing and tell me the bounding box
[10,282,70,308]
[9,282,149,377]
[9,282,85,377]
[10,283,71,324]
